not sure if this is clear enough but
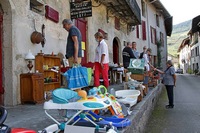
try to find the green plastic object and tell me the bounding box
[128,58,145,74]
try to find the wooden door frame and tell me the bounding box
[0,9,3,94]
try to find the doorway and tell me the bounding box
[113,38,119,64]
[75,18,87,65]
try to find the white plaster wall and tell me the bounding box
[146,2,168,69]
[87,2,138,64]
[1,0,169,105]
[2,0,71,105]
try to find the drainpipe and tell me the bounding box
[146,2,150,48]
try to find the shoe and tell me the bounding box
[165,105,174,109]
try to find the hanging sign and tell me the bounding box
[70,1,92,19]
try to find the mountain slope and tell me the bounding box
[167,20,192,57]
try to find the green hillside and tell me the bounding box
[167,20,192,57]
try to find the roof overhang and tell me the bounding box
[95,0,141,26]
[191,15,200,34]
[149,0,173,36]
[177,37,190,52]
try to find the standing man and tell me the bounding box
[122,42,136,68]
[94,32,109,88]
[62,19,82,67]
[132,42,140,59]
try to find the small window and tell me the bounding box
[115,17,120,30]
[150,26,156,44]
[141,0,146,17]
[30,0,44,15]
[160,32,164,46]
[156,14,159,27]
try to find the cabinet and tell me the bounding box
[35,54,61,92]
[20,73,44,104]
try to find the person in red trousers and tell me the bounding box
[94,32,109,88]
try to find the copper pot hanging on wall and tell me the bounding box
[30,31,43,44]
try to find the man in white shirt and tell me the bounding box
[94,32,109,88]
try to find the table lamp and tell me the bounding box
[25,50,35,73]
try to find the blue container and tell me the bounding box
[52,88,80,104]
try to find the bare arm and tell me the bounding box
[72,36,79,63]
[154,68,164,74]
[173,74,176,87]
[101,54,105,69]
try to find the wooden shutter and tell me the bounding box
[142,21,146,40]
[115,17,120,30]
[136,25,139,38]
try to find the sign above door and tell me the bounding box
[70,1,92,19]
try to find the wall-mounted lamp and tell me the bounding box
[25,50,35,73]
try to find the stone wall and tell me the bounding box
[122,84,164,133]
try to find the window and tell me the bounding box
[154,56,157,67]
[191,49,195,57]
[195,46,199,56]
[142,21,146,40]
[150,26,156,44]
[30,0,44,15]
[141,0,146,17]
[136,25,139,38]
[156,14,160,27]
[115,17,120,30]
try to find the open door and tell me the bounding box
[113,38,119,64]
[75,18,87,65]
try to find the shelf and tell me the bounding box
[44,70,60,72]
[44,82,60,85]
[35,54,61,92]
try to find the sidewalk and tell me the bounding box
[4,83,163,132]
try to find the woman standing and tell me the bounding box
[154,60,176,109]
[94,32,109,88]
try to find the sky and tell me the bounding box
[160,0,200,25]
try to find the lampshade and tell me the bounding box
[25,50,35,60]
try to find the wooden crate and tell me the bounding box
[130,74,144,81]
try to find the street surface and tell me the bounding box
[145,74,200,133]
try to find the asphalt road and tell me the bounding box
[145,74,200,133]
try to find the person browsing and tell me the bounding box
[122,42,136,68]
[62,19,82,67]
[94,32,109,88]
[154,60,176,109]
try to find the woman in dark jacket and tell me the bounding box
[154,60,176,109]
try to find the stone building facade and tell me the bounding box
[0,0,172,105]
